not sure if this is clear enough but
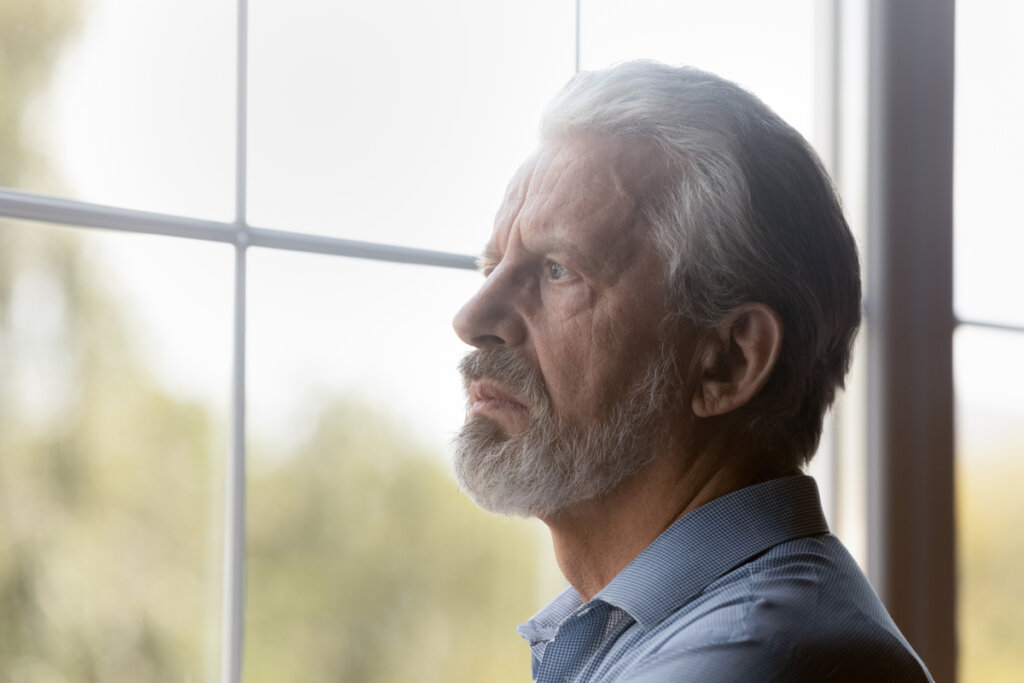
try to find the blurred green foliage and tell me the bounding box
[0,222,225,680]
[957,446,1024,683]
[0,0,81,187]
[245,402,543,682]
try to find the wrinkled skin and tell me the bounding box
[453,135,677,440]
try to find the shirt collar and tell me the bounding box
[519,475,829,644]
[517,583,583,675]
[518,584,583,646]
[594,474,829,631]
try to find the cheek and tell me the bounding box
[539,320,657,421]
[530,328,596,419]
[531,279,671,420]
[591,309,670,391]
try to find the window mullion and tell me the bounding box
[221,0,249,680]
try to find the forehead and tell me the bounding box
[487,136,664,267]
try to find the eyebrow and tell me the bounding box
[475,244,501,273]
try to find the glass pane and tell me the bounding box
[0,220,231,680]
[245,250,558,681]
[955,325,1024,683]
[247,0,576,253]
[955,1,1024,328]
[579,0,819,142]
[10,0,236,220]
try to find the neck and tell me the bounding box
[539,446,749,602]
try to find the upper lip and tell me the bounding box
[470,379,527,410]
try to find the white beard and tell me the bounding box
[452,347,676,518]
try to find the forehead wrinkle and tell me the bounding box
[500,153,542,228]
[484,137,665,286]
[536,143,635,223]
[545,142,648,281]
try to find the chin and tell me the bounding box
[452,416,558,517]
[451,412,656,520]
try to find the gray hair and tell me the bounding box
[540,61,861,469]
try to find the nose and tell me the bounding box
[453,268,527,348]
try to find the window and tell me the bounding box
[954,2,1024,680]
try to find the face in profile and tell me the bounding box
[451,136,686,518]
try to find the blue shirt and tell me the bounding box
[518,475,933,682]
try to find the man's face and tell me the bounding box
[451,135,684,517]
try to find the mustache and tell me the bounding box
[458,348,552,417]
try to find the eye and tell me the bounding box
[546,261,572,281]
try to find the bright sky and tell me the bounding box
[28,0,1024,461]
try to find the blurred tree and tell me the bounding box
[0,221,224,678]
[0,0,80,187]
[246,400,543,682]
[957,443,1024,683]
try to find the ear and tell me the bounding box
[691,303,783,418]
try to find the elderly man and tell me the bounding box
[452,62,933,682]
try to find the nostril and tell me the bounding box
[474,334,506,347]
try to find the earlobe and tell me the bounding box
[691,304,783,418]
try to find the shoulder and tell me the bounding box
[625,534,933,682]
[625,637,933,683]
